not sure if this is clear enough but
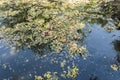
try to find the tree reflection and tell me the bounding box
[113,40,120,63]
[0,0,120,79]
[0,0,120,57]
[101,0,120,29]
[0,0,98,56]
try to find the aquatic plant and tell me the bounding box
[0,0,118,54]
[0,0,117,79]
[0,0,89,55]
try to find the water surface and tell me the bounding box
[0,24,120,80]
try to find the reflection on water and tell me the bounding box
[0,24,120,80]
[113,40,120,63]
[113,40,120,52]
[0,0,120,79]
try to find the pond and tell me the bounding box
[0,22,120,80]
[0,0,120,79]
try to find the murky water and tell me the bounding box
[0,23,120,80]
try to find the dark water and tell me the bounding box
[78,24,120,80]
[0,23,120,80]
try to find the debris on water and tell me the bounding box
[35,71,59,80]
[66,66,79,78]
[61,65,79,79]
[35,75,43,80]
[104,26,115,33]
[110,64,119,71]
[88,29,92,33]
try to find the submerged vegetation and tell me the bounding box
[0,0,87,55]
[0,0,119,54]
[0,0,109,55]
[0,0,120,79]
